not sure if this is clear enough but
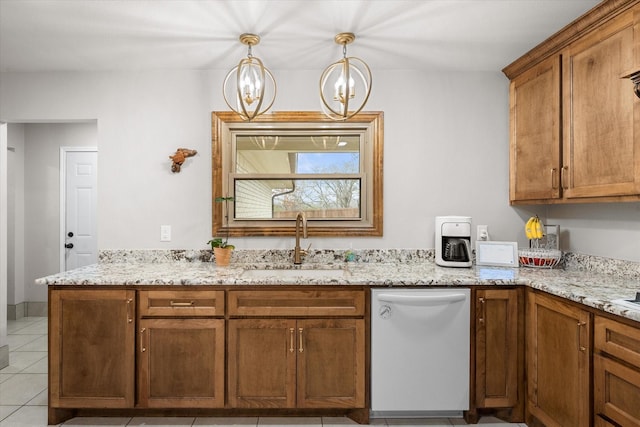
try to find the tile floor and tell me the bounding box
[1,317,527,427]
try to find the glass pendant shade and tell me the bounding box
[223,34,276,121]
[320,33,372,121]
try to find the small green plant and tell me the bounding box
[207,196,235,249]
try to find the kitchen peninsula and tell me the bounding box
[39,249,640,426]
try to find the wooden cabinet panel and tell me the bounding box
[475,289,519,408]
[138,318,225,408]
[228,289,365,317]
[594,354,640,426]
[527,291,591,427]
[562,8,639,199]
[228,319,297,408]
[297,319,365,408]
[595,315,640,366]
[139,290,224,317]
[49,289,135,408]
[509,55,562,202]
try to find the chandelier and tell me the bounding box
[223,34,276,121]
[319,32,372,121]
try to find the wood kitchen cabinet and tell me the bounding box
[561,7,640,200]
[49,289,136,409]
[137,290,225,408]
[227,290,366,410]
[509,55,562,203]
[505,1,640,204]
[527,290,591,427]
[474,288,523,416]
[593,315,640,426]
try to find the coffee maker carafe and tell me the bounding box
[435,216,472,267]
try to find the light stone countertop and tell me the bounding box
[36,256,640,324]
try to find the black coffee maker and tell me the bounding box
[435,216,472,267]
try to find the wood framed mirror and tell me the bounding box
[212,111,383,236]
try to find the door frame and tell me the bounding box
[59,146,98,272]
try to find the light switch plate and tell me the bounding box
[160,225,171,242]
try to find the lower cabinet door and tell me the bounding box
[49,289,135,408]
[594,354,640,426]
[297,319,365,408]
[527,291,591,427]
[228,319,297,408]
[138,318,225,408]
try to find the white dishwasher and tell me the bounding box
[371,288,470,418]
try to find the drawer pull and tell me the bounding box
[289,328,295,353]
[478,297,485,324]
[126,298,133,323]
[170,300,195,307]
[140,327,147,353]
[299,328,304,353]
[578,321,587,352]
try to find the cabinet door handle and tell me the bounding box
[561,166,569,190]
[298,328,304,353]
[126,298,133,323]
[140,327,147,353]
[289,328,295,353]
[170,300,194,307]
[577,321,586,352]
[478,297,485,324]
[551,168,558,190]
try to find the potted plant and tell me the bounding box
[208,196,235,266]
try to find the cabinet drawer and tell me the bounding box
[139,290,224,317]
[228,290,365,317]
[594,354,640,427]
[595,316,640,368]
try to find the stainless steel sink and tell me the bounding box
[241,268,348,279]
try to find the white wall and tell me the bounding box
[0,123,8,349]
[22,123,98,303]
[0,69,638,262]
[7,124,25,306]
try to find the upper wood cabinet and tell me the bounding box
[505,0,640,204]
[509,56,562,202]
[562,7,640,200]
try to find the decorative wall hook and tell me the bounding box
[169,148,197,173]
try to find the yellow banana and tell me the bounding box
[525,216,535,240]
[534,216,545,240]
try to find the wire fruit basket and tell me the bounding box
[518,248,562,269]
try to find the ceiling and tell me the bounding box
[0,0,601,73]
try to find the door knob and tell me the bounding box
[67,232,74,237]
[64,243,74,249]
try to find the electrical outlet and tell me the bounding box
[160,225,171,242]
[477,225,489,241]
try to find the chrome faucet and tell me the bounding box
[293,211,308,264]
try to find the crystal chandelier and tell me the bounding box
[223,34,276,121]
[319,32,372,121]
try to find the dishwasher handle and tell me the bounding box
[376,292,467,306]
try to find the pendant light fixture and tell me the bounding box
[319,32,372,121]
[223,33,276,121]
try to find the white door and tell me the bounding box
[62,148,97,271]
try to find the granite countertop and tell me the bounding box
[36,250,640,323]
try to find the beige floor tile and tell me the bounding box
[321,416,361,426]
[0,373,48,405]
[62,417,132,426]
[6,335,41,352]
[26,389,48,406]
[127,417,195,426]
[0,374,14,384]
[258,417,322,426]
[0,404,48,426]
[194,417,258,426]
[13,322,48,336]
[0,405,21,421]
[15,336,48,353]
[22,357,48,374]
[385,419,452,426]
[0,351,47,374]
